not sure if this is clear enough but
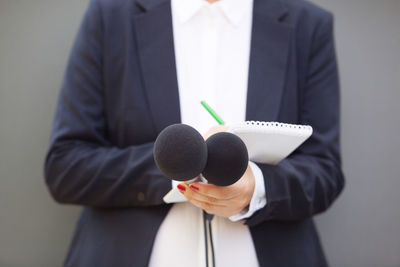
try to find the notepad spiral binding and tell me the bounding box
[229,121,313,137]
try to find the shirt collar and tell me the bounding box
[172,0,253,26]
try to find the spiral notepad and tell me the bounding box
[228,121,313,165]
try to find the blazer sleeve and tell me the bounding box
[44,0,171,208]
[246,13,345,226]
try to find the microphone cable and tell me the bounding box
[203,211,216,267]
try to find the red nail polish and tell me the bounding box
[190,185,199,191]
[177,184,186,192]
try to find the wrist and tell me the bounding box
[242,164,255,209]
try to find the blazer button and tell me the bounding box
[137,192,145,202]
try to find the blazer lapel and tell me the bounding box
[134,0,181,133]
[246,0,292,122]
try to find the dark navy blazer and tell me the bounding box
[45,0,345,266]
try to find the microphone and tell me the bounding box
[153,124,208,181]
[203,132,248,186]
[154,124,248,186]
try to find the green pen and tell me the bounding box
[200,100,225,125]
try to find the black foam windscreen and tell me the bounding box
[202,132,248,186]
[154,124,207,181]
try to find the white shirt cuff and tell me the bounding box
[229,161,267,222]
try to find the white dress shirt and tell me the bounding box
[149,0,266,266]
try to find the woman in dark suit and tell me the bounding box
[45,0,344,266]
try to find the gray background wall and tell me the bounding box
[0,0,399,266]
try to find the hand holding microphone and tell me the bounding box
[153,123,256,218]
[181,125,255,218]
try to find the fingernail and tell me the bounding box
[190,185,199,191]
[177,184,186,192]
